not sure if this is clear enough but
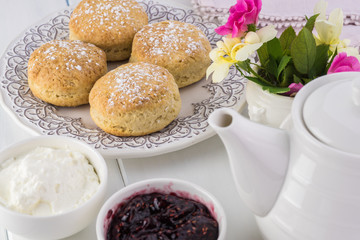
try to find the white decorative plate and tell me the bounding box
[0,0,246,158]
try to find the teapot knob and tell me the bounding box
[352,79,360,106]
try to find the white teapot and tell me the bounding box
[208,72,360,240]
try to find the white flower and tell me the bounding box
[233,25,277,61]
[206,36,241,83]
[336,39,360,61]
[206,25,277,83]
[313,0,343,50]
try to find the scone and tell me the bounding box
[89,62,181,136]
[27,40,107,107]
[69,0,148,61]
[129,20,212,88]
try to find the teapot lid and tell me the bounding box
[303,78,360,154]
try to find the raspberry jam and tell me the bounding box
[106,192,219,240]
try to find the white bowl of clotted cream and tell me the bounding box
[0,135,108,239]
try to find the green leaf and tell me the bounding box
[257,43,269,67]
[267,38,283,61]
[245,76,269,86]
[326,47,338,72]
[262,85,290,94]
[293,74,302,83]
[236,60,251,72]
[245,76,276,89]
[266,55,278,78]
[277,55,292,79]
[280,63,295,87]
[291,28,316,75]
[304,14,320,32]
[303,78,312,84]
[257,68,277,85]
[311,44,330,77]
[279,26,296,55]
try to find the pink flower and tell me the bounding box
[328,52,360,74]
[283,83,304,96]
[215,0,262,38]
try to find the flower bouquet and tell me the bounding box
[206,0,360,127]
[206,0,360,97]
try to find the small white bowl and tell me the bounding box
[96,178,227,240]
[0,136,108,240]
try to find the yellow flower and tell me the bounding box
[206,36,241,83]
[313,0,343,51]
[207,25,277,83]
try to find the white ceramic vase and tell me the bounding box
[245,81,294,128]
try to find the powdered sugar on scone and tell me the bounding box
[70,0,145,34]
[28,40,104,73]
[133,21,208,63]
[130,20,212,88]
[106,63,170,109]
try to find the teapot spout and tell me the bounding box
[208,108,290,216]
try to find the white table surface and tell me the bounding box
[0,0,262,239]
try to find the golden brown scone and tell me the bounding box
[69,0,148,61]
[89,62,181,136]
[129,20,212,88]
[27,40,107,107]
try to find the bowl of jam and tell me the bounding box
[96,178,226,240]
